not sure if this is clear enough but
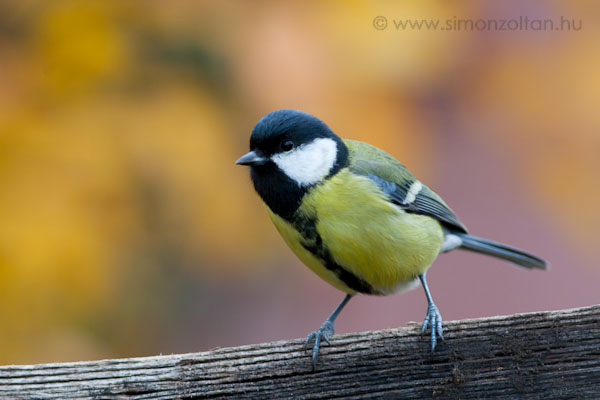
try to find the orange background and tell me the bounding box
[0,1,598,364]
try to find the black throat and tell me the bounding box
[250,139,349,221]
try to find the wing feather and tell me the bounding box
[345,139,467,233]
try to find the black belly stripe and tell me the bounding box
[294,216,376,295]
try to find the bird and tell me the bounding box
[236,109,547,367]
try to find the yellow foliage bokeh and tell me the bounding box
[0,0,597,364]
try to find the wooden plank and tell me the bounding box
[0,305,599,399]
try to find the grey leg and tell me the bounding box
[419,272,444,351]
[305,294,353,368]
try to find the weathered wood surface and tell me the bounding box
[0,305,599,399]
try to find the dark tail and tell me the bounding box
[455,233,548,270]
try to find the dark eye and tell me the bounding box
[280,140,294,152]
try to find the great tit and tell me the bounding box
[236,109,547,367]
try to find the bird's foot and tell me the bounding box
[421,303,444,351]
[305,320,334,368]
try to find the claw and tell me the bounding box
[305,320,335,368]
[421,303,444,351]
[421,313,430,334]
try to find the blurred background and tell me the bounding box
[0,1,598,364]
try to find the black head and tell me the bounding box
[236,109,349,220]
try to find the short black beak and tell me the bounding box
[235,150,267,166]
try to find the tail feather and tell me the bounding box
[454,233,548,270]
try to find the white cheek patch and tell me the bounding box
[272,138,338,186]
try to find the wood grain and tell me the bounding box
[1,305,599,399]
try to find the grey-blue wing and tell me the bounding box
[365,174,467,233]
[343,139,467,233]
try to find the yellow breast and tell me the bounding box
[267,170,444,295]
